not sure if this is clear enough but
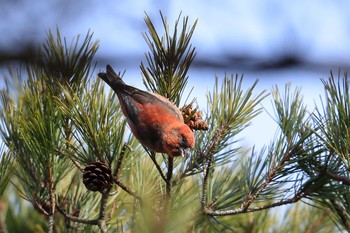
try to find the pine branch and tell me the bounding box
[114,143,131,179]
[113,179,142,203]
[48,158,56,233]
[201,75,267,213]
[201,83,314,218]
[321,170,350,185]
[330,199,350,231]
[203,190,306,216]
[201,128,226,210]
[57,79,127,166]
[54,148,84,171]
[201,147,306,217]
[309,157,350,186]
[141,11,197,105]
[109,143,144,204]
[240,150,293,211]
[166,157,174,199]
[97,189,110,233]
[57,206,100,225]
[148,151,167,183]
[38,28,99,91]
[34,200,50,216]
[57,187,111,233]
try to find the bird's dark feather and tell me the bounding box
[98,65,183,126]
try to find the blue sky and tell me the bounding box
[2,1,350,64]
[1,0,350,149]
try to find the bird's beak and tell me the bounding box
[180,148,192,158]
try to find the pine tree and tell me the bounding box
[0,12,349,233]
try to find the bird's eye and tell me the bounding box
[180,136,188,148]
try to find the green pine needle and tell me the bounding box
[140,12,197,106]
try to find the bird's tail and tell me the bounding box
[98,65,125,89]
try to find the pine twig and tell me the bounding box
[54,148,84,171]
[34,200,50,216]
[203,190,306,216]
[48,159,56,233]
[166,157,174,199]
[201,146,304,217]
[111,143,143,203]
[207,196,220,209]
[56,187,112,233]
[113,179,142,203]
[57,206,100,225]
[330,199,350,231]
[317,165,350,186]
[148,151,167,183]
[108,202,117,222]
[202,128,227,211]
[97,189,110,233]
[114,143,131,180]
[201,153,213,211]
[240,150,293,211]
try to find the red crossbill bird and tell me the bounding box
[98,65,195,157]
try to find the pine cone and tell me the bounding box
[181,104,209,131]
[83,161,112,192]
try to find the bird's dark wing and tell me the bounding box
[117,86,184,125]
[99,65,183,124]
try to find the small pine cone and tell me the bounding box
[194,119,209,131]
[181,104,193,122]
[83,161,112,192]
[181,104,209,131]
[188,119,209,131]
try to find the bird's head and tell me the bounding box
[163,124,195,158]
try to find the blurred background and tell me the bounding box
[1,0,350,148]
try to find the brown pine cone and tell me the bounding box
[83,161,112,192]
[181,104,209,131]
